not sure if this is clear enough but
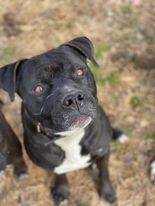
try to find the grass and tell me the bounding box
[89,43,120,86]
[1,1,155,206]
[120,4,131,15]
[89,62,121,86]
[130,96,143,109]
[143,34,155,45]
[104,71,120,84]
[0,47,15,66]
[94,43,111,60]
[144,131,155,140]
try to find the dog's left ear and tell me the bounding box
[0,59,27,101]
[63,36,98,66]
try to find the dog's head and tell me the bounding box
[0,37,98,132]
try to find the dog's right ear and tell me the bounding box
[63,36,98,67]
[0,59,27,101]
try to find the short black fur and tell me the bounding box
[0,100,27,176]
[0,37,120,204]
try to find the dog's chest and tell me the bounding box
[54,129,91,174]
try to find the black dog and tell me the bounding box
[0,100,27,176]
[0,37,124,204]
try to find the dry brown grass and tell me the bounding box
[0,0,155,205]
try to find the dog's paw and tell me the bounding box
[150,160,155,184]
[13,162,27,178]
[0,154,7,172]
[100,183,116,204]
[51,185,69,205]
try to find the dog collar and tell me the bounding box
[24,108,58,141]
[36,122,61,141]
[37,122,41,133]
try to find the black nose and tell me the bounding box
[63,92,84,110]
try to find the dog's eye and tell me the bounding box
[33,85,44,94]
[76,68,84,76]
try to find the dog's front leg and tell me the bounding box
[96,152,116,204]
[51,173,69,205]
[13,155,27,178]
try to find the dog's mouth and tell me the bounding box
[69,115,92,130]
[37,115,92,137]
[37,93,97,133]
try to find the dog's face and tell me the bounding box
[0,37,98,132]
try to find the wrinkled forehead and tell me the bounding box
[20,46,87,87]
[24,46,86,72]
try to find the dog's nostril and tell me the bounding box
[64,98,73,107]
[77,94,84,101]
[63,92,84,108]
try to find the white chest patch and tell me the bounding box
[54,129,91,174]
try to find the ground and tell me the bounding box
[0,0,155,206]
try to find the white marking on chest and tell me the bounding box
[54,129,91,174]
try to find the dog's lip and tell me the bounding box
[53,116,92,136]
[69,115,92,130]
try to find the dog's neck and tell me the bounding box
[23,107,56,139]
[23,107,87,141]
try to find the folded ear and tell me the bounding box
[63,36,98,66]
[0,59,27,101]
